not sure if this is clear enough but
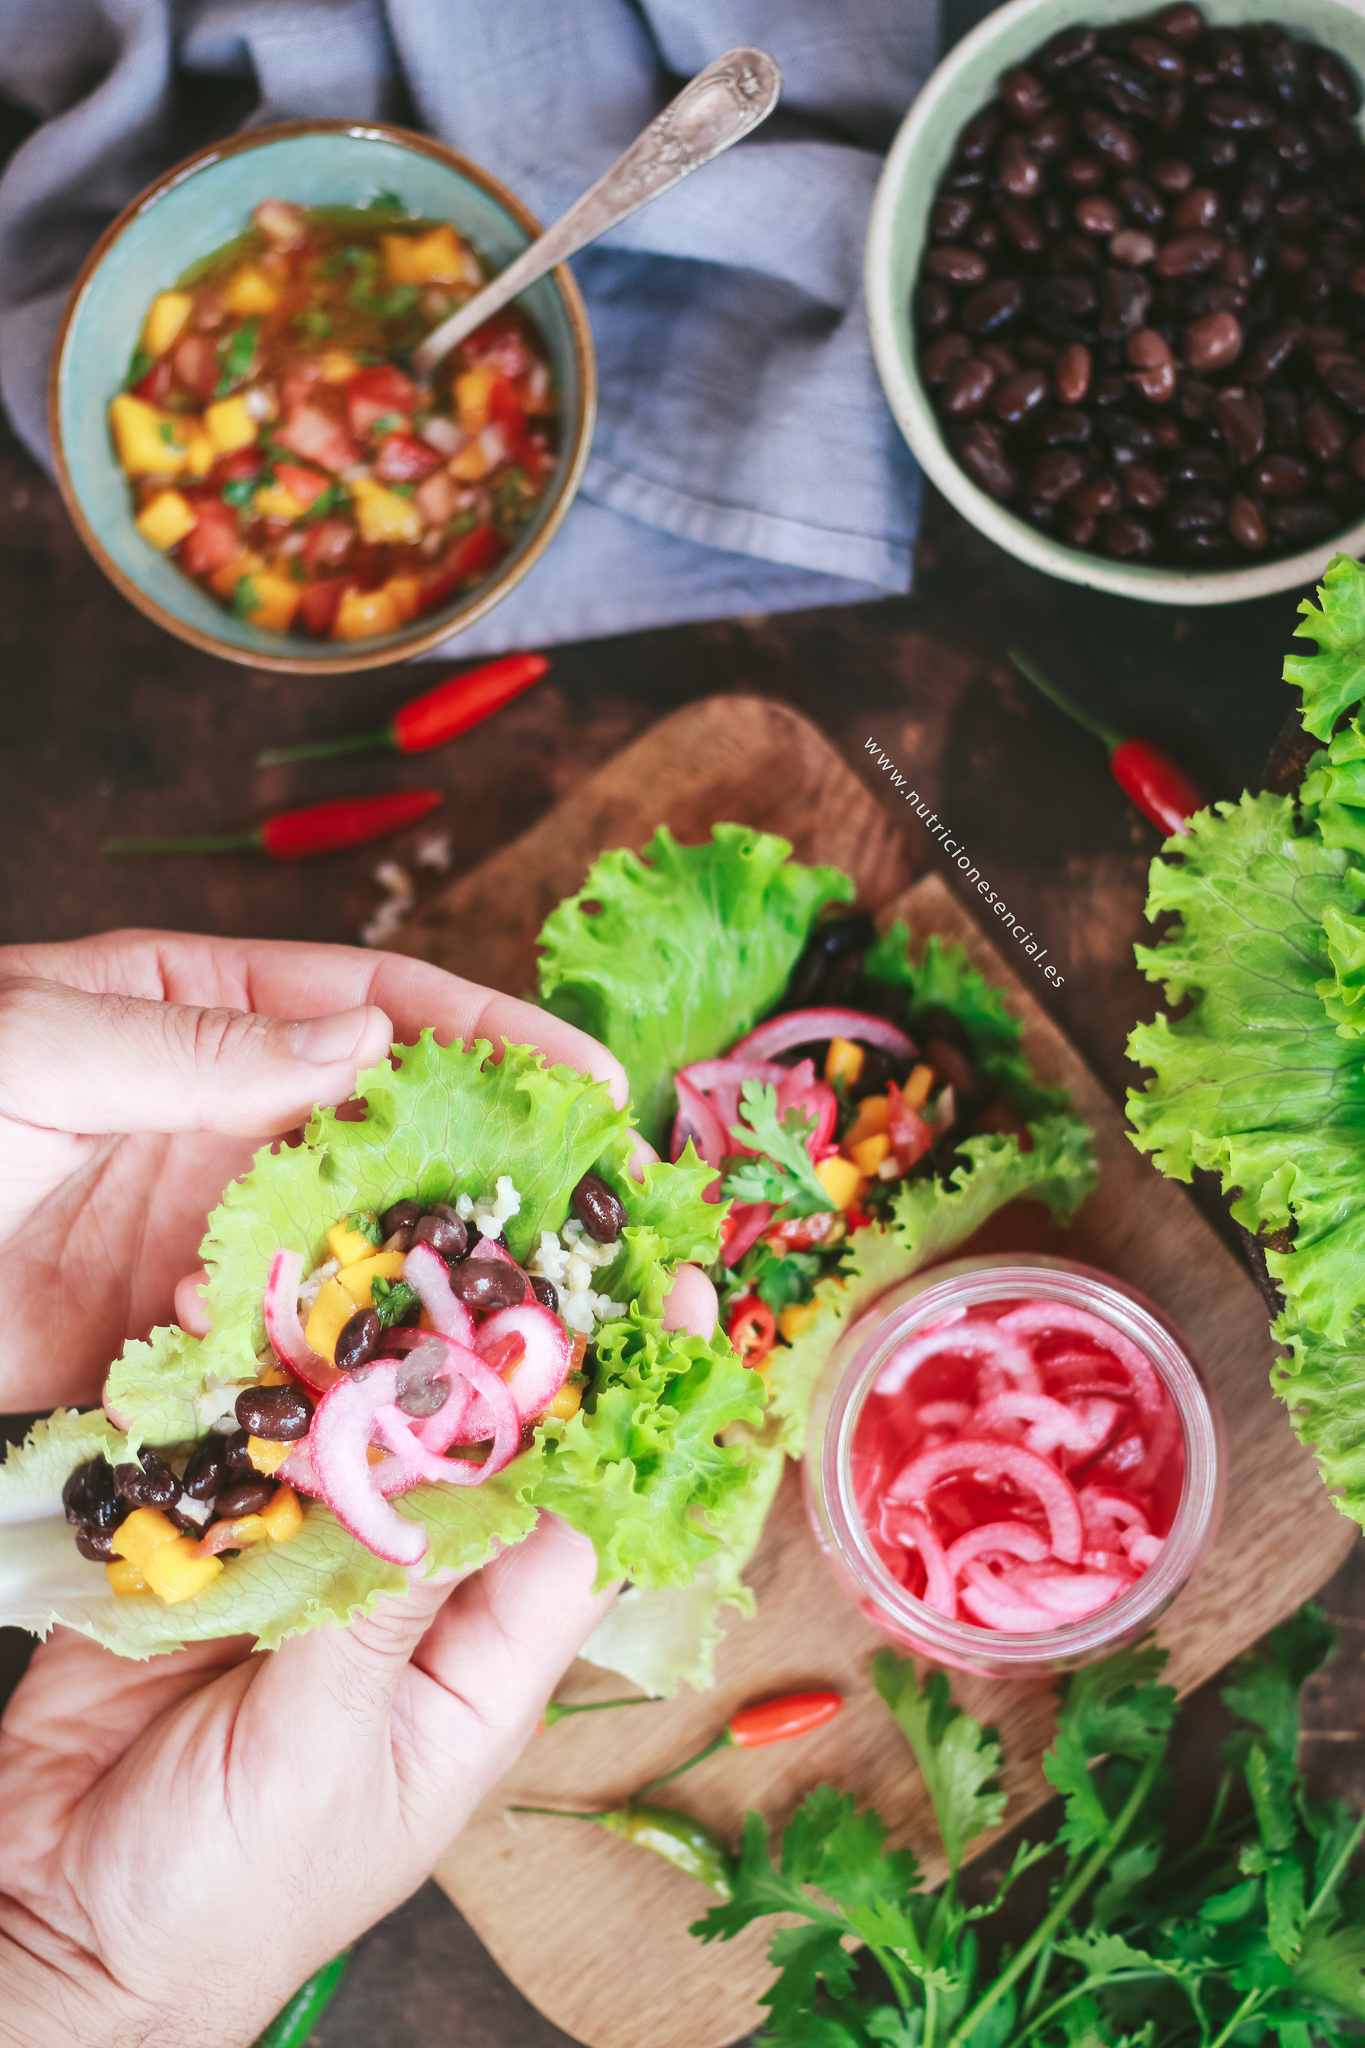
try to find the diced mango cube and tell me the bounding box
[337,1250,408,1307]
[204,394,259,454]
[222,265,281,315]
[305,1276,357,1363]
[109,392,187,478]
[111,1506,180,1573]
[260,1486,304,1543]
[247,1435,294,1477]
[815,1155,864,1212]
[385,572,422,623]
[547,1380,583,1423]
[253,481,306,521]
[825,1037,864,1087]
[449,436,495,481]
[381,225,474,286]
[848,1132,892,1176]
[243,569,302,634]
[778,1301,819,1341]
[349,474,422,545]
[215,1513,270,1549]
[105,1557,150,1597]
[141,290,194,357]
[844,1094,890,1150]
[455,366,499,433]
[208,550,264,601]
[904,1063,935,1110]
[327,1215,379,1267]
[136,489,197,551]
[145,1537,225,1604]
[183,425,216,478]
[333,585,402,641]
[319,350,359,384]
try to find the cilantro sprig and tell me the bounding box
[371,1277,419,1327]
[693,1609,1365,2048]
[721,1083,833,1221]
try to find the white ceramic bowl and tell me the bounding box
[866,0,1365,604]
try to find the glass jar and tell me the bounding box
[804,1254,1225,1678]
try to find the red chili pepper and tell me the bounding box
[257,653,549,767]
[105,788,442,859]
[642,1689,844,1791]
[726,1293,777,1369]
[1009,650,1204,837]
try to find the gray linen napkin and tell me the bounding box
[0,0,939,652]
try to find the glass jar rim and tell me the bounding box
[820,1256,1223,1667]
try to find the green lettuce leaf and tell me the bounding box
[537,823,853,1146]
[0,1037,760,1657]
[1284,551,1365,742]
[1128,554,1365,1536]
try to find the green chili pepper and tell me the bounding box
[250,1949,351,2048]
[509,1801,734,1898]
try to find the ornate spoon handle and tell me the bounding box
[413,47,782,375]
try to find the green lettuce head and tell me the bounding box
[0,1034,763,1660]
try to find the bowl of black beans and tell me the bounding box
[866,0,1365,600]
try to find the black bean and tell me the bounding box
[115,1448,181,1510]
[1167,488,1227,531]
[380,1199,422,1238]
[1068,471,1122,516]
[449,1259,529,1310]
[235,1382,313,1442]
[1191,133,1240,175]
[1241,322,1301,382]
[1088,56,1162,120]
[932,194,977,240]
[1266,499,1340,542]
[1259,37,1306,113]
[954,418,1018,498]
[962,277,1026,335]
[1038,408,1094,445]
[970,219,1002,255]
[1001,69,1051,123]
[224,1429,255,1475]
[1100,511,1157,556]
[1132,35,1184,81]
[925,247,989,286]
[1229,492,1269,548]
[1062,155,1108,191]
[942,358,994,418]
[1152,3,1206,42]
[999,201,1046,255]
[62,1459,97,1526]
[1263,389,1302,451]
[1186,310,1243,370]
[1039,25,1096,75]
[1252,453,1315,497]
[395,1365,450,1418]
[1149,157,1193,194]
[1093,375,1129,406]
[183,1435,230,1502]
[920,333,971,385]
[571,1172,628,1243]
[1325,360,1365,414]
[1100,267,1153,339]
[1170,447,1228,484]
[1215,385,1266,464]
[336,1307,382,1373]
[959,104,1004,161]
[1203,92,1275,133]
[1305,400,1349,462]
[916,281,953,332]
[997,133,1041,199]
[784,913,877,1008]
[1125,461,1168,508]
[1174,530,1236,562]
[215,1478,277,1519]
[412,1212,468,1260]
[530,1275,560,1313]
[1082,108,1141,167]
[76,1527,119,1563]
[992,368,1050,424]
[1030,112,1073,160]
[1156,230,1225,276]
[382,1226,415,1253]
[1311,49,1361,118]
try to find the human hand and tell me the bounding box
[0,1512,612,2048]
[0,929,712,1413]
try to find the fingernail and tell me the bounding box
[290,1007,381,1066]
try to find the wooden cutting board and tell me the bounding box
[395,697,1355,2048]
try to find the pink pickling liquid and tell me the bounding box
[849,1295,1185,1633]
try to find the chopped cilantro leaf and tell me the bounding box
[292,306,333,339]
[230,575,261,620]
[371,1277,420,1327]
[345,1211,384,1248]
[389,483,417,500]
[157,421,179,447]
[369,412,405,437]
[367,190,407,213]
[220,477,255,509]
[124,347,153,390]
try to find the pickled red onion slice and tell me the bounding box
[944,1521,1050,1576]
[449,1306,568,1443]
[1004,1564,1131,1617]
[401,1329,521,1470]
[728,1008,916,1065]
[1081,1487,1150,1535]
[883,1504,957,1618]
[672,1073,729,1172]
[264,1249,341,1393]
[958,1562,1054,1632]
[403,1241,477,1348]
[998,1302,1163,1418]
[888,1438,1084,1564]
[722,1201,774,1268]
[976,1391,1123,1457]
[309,1363,428,1565]
[876,1318,1041,1400]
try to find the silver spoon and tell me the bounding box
[412,47,782,377]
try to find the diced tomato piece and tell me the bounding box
[346,364,419,435]
[275,404,360,474]
[487,373,526,442]
[273,462,332,511]
[173,333,220,402]
[298,579,348,637]
[281,360,322,412]
[460,316,534,380]
[302,517,354,571]
[178,498,240,577]
[215,448,263,484]
[415,525,506,612]
[373,431,442,484]
[133,357,173,404]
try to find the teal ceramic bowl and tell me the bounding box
[50,120,596,672]
[866,0,1365,605]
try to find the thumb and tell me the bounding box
[0,975,393,1138]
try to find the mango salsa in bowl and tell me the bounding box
[50,121,595,673]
